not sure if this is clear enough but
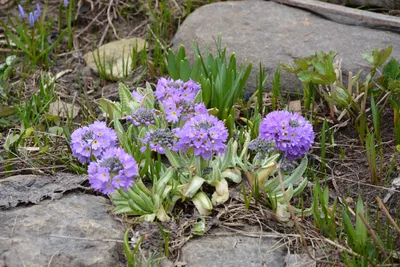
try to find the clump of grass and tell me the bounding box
[3,3,67,69]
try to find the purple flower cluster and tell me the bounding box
[155,78,200,102]
[88,148,138,194]
[18,4,41,27]
[174,113,228,159]
[140,129,175,154]
[131,90,144,103]
[70,121,118,164]
[164,99,208,123]
[155,78,203,123]
[126,108,156,126]
[259,111,314,160]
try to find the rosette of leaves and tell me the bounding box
[111,167,179,222]
[165,139,243,216]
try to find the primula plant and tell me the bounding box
[69,77,315,223]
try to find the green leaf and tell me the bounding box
[342,210,357,251]
[98,98,120,118]
[376,45,392,67]
[124,230,134,267]
[167,49,178,79]
[179,59,191,81]
[4,132,20,151]
[3,24,32,57]
[0,105,15,117]
[292,178,308,197]
[383,58,400,81]
[118,83,134,114]
[113,112,125,143]
[355,196,367,248]
[37,29,68,60]
[273,156,308,192]
[192,217,207,235]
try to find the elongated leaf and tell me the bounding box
[167,49,178,79]
[118,83,134,114]
[282,156,308,190]
[355,196,367,249]
[37,29,67,59]
[123,230,134,267]
[3,24,32,56]
[342,210,357,251]
[179,59,191,81]
[292,178,308,197]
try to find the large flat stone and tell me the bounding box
[0,173,87,209]
[177,229,286,267]
[326,0,400,9]
[173,1,400,92]
[0,193,124,267]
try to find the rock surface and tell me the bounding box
[325,0,400,9]
[173,1,400,92]
[0,173,86,209]
[164,228,287,267]
[0,176,124,267]
[84,37,147,79]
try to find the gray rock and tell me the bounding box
[84,38,147,80]
[285,253,316,266]
[176,228,286,267]
[173,1,400,92]
[324,0,400,9]
[0,193,124,267]
[0,173,87,209]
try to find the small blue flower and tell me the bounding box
[64,0,69,8]
[34,10,39,21]
[29,12,35,27]
[36,4,41,18]
[18,4,25,19]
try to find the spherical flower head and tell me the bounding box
[88,147,138,194]
[249,138,275,159]
[174,113,228,160]
[128,107,156,126]
[131,90,144,103]
[70,121,118,164]
[259,111,314,160]
[140,129,175,154]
